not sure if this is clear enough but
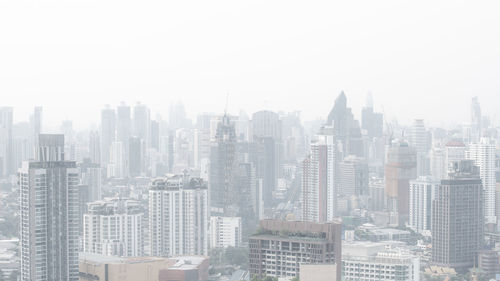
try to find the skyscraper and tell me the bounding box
[302,130,339,222]
[100,106,115,165]
[468,138,496,225]
[408,176,439,234]
[431,160,484,272]
[149,175,209,257]
[116,103,131,176]
[409,119,430,177]
[0,107,13,176]
[471,96,482,143]
[209,115,238,215]
[19,134,79,281]
[385,142,417,222]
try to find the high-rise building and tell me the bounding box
[100,106,116,165]
[129,136,144,177]
[409,119,430,177]
[209,115,238,215]
[339,155,369,197]
[149,175,209,257]
[116,103,131,176]
[210,216,242,248]
[445,141,466,172]
[302,131,339,222]
[80,159,102,202]
[408,176,439,234]
[471,96,482,143]
[83,198,144,257]
[431,160,484,272]
[468,138,496,225]
[0,107,13,176]
[361,94,383,138]
[385,142,417,222]
[249,219,342,281]
[19,134,79,281]
[29,106,42,157]
[89,131,100,165]
[108,141,125,178]
[132,102,150,148]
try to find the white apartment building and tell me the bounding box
[83,198,144,257]
[343,241,420,281]
[210,216,242,248]
[468,138,496,225]
[149,175,209,257]
[409,176,439,235]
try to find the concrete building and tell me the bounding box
[79,253,209,281]
[210,216,242,248]
[149,175,209,257]
[409,119,430,177]
[300,263,338,281]
[19,134,79,281]
[339,155,369,197]
[83,198,144,257]
[409,176,439,234]
[100,106,115,166]
[0,107,13,176]
[432,160,484,272]
[342,241,419,281]
[249,220,342,280]
[302,130,339,222]
[468,138,496,225]
[385,142,417,222]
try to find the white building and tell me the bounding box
[149,175,209,257]
[19,135,79,281]
[83,198,144,257]
[210,216,242,248]
[343,241,420,281]
[445,141,466,174]
[468,138,496,225]
[409,176,439,235]
[108,141,125,178]
[302,130,338,222]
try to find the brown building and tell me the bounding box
[249,219,342,281]
[79,253,209,281]
[385,142,417,221]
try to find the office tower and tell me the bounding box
[361,94,383,138]
[468,138,496,225]
[129,136,144,177]
[169,101,188,130]
[0,107,13,176]
[100,106,116,165]
[60,120,75,160]
[132,102,150,148]
[116,103,131,176]
[409,119,430,177]
[339,155,368,197]
[19,134,79,281]
[281,111,306,161]
[342,241,420,281]
[326,91,363,157]
[149,175,209,257]
[432,160,484,272]
[83,198,144,257]
[445,140,466,171]
[471,96,482,143]
[408,176,439,234]
[385,142,417,221]
[249,220,342,281]
[210,216,242,248]
[302,131,339,222]
[108,141,125,178]
[236,110,250,141]
[209,115,238,215]
[29,106,42,157]
[160,131,174,173]
[80,159,102,202]
[250,110,282,208]
[88,131,100,165]
[236,161,262,235]
[369,178,386,211]
[430,147,446,180]
[150,120,160,151]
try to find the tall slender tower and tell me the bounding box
[468,138,496,225]
[0,107,13,176]
[19,134,79,281]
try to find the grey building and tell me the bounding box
[431,160,484,272]
[19,134,79,281]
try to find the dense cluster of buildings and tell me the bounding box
[0,93,499,281]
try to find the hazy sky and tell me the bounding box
[1,0,499,129]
